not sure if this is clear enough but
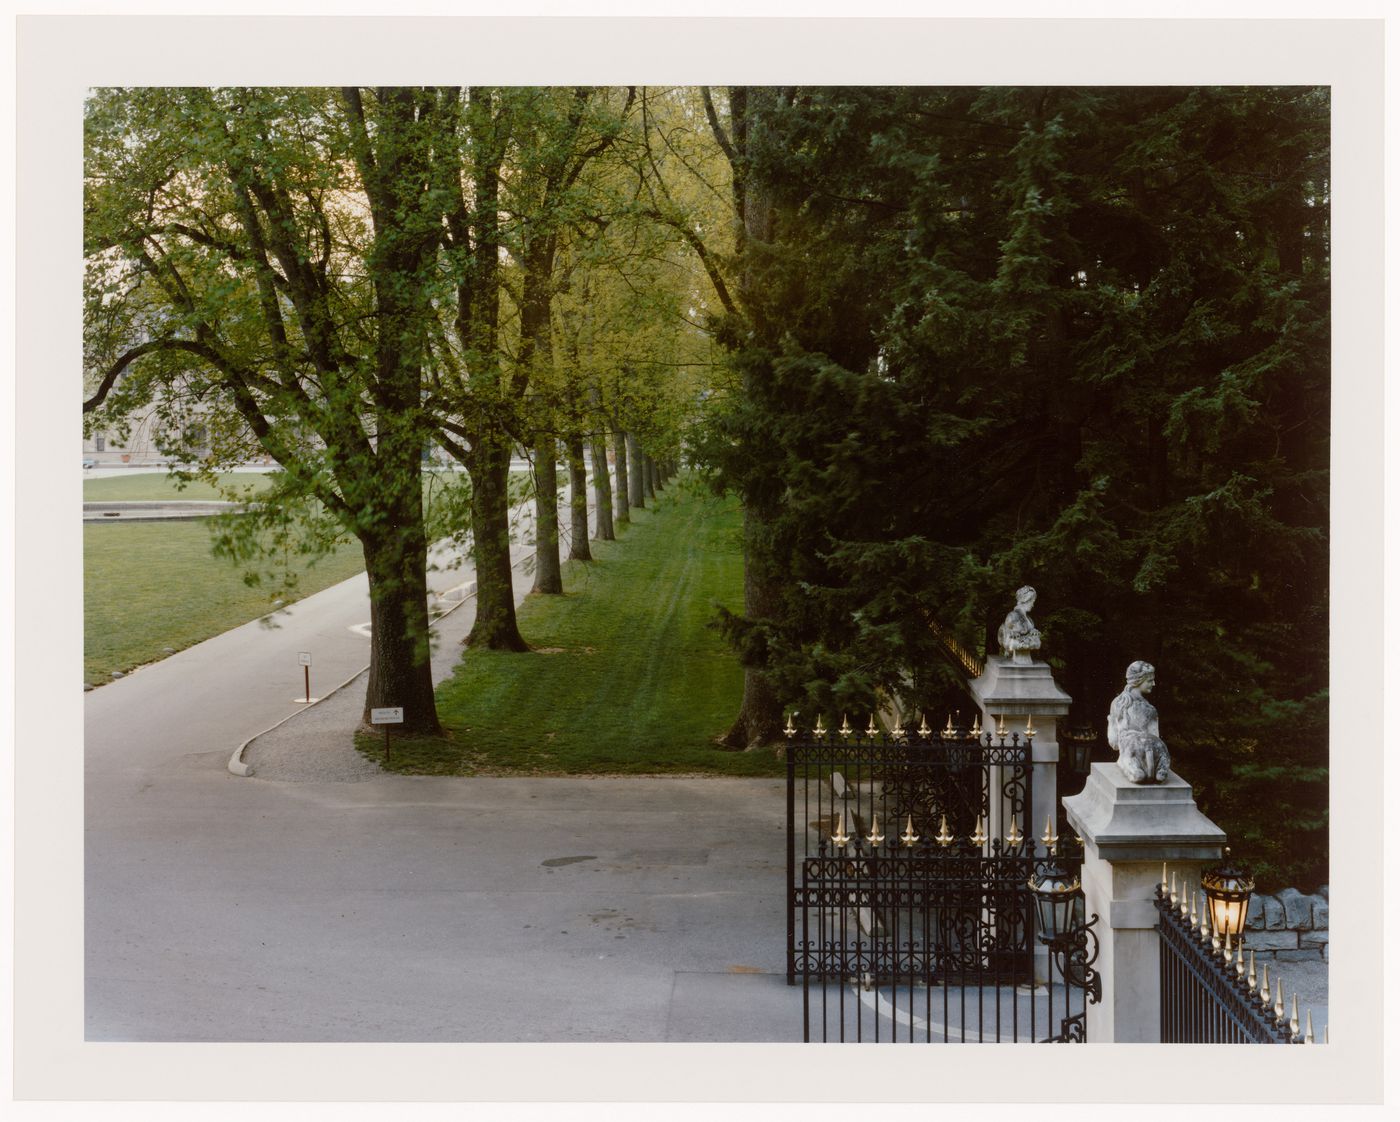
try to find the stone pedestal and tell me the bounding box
[1063,764,1226,1042]
[970,654,1072,845]
[970,655,1071,984]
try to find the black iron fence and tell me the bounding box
[786,721,1090,1042]
[1155,887,1304,1043]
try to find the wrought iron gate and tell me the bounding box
[786,719,1091,1042]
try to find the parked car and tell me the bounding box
[82,458,97,469]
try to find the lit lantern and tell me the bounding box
[1201,848,1255,943]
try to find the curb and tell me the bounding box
[225,555,513,778]
[226,664,368,777]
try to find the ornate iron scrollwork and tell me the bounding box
[1058,912,1103,1003]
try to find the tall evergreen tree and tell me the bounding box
[700,86,1329,887]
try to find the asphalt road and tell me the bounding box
[83,471,803,1045]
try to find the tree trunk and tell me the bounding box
[567,433,592,560]
[532,439,563,593]
[361,519,442,736]
[458,90,524,652]
[642,453,656,500]
[590,434,615,541]
[626,431,645,510]
[614,428,631,523]
[466,436,529,650]
[356,436,439,735]
[718,493,788,749]
[649,455,663,494]
[719,84,787,751]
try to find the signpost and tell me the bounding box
[297,652,312,702]
[371,707,404,763]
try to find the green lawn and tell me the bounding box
[82,467,504,687]
[84,520,365,685]
[83,471,274,502]
[363,483,779,777]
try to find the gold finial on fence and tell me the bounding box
[1025,715,1036,739]
[1247,949,1257,992]
[996,715,1008,739]
[935,814,954,847]
[830,811,850,848]
[1290,994,1300,1040]
[971,714,982,737]
[1304,1008,1314,1044]
[784,713,796,739]
[1006,820,1024,848]
[1274,977,1285,1025]
[813,715,826,737]
[1169,870,1178,905]
[867,813,885,847]
[839,714,852,738]
[970,815,988,847]
[1234,941,1246,980]
[1041,815,1059,850]
[1188,890,1198,927]
[916,714,930,737]
[1199,895,1212,943]
[1258,963,1270,1005]
[866,714,880,738]
[901,815,919,847]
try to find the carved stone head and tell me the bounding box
[1015,585,1036,609]
[1125,660,1155,693]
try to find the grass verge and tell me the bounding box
[359,482,779,777]
[84,520,365,685]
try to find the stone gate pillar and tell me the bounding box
[969,653,1071,867]
[1063,764,1226,1042]
[969,653,1071,985]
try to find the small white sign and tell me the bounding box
[298,652,312,666]
[370,707,404,725]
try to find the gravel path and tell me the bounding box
[238,665,386,782]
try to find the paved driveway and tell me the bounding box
[84,481,802,1043]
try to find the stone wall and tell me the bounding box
[1244,886,1328,962]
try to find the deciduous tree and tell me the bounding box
[84,86,457,734]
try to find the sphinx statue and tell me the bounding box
[997,585,1042,659]
[1107,660,1171,784]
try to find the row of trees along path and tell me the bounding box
[84,87,701,735]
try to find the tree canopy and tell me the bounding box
[84,86,456,733]
[83,85,725,732]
